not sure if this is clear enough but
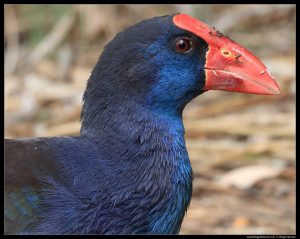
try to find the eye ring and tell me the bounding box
[174,37,193,53]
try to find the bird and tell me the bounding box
[4,13,280,235]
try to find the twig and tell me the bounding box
[212,5,295,33]
[184,94,286,119]
[20,8,76,72]
[4,5,19,76]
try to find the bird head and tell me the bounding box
[82,13,280,121]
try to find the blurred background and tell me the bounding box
[4,4,295,234]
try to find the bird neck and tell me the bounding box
[79,53,195,228]
[80,98,186,151]
[80,99,192,233]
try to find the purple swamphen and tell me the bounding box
[4,13,280,234]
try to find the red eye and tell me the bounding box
[175,37,193,53]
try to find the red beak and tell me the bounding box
[173,14,280,95]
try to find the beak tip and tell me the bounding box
[274,88,281,95]
[260,80,280,95]
[271,81,281,95]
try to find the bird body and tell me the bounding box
[5,13,280,234]
[5,134,191,234]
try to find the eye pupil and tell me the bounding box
[175,38,192,53]
[178,40,186,49]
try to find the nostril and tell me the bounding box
[221,49,232,57]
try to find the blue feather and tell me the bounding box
[5,14,207,234]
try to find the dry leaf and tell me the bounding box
[215,165,284,189]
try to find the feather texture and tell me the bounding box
[5,14,207,234]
